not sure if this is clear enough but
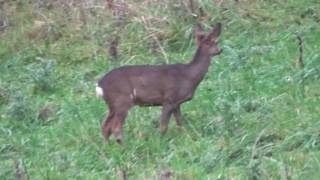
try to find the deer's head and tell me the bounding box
[195,23,222,57]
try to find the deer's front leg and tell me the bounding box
[160,104,174,134]
[173,105,183,127]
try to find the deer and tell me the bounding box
[96,23,222,143]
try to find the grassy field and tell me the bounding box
[1,0,320,179]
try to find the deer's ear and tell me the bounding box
[206,23,221,42]
[195,24,205,46]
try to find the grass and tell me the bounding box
[1,0,320,179]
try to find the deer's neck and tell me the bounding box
[187,48,212,85]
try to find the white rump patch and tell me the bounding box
[96,83,103,97]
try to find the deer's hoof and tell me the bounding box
[116,138,123,144]
[114,132,123,144]
[160,126,168,135]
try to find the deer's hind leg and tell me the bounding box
[111,110,129,144]
[101,110,115,142]
[110,98,133,144]
[102,95,133,143]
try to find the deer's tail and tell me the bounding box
[96,83,104,97]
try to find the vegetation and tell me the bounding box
[1,0,319,179]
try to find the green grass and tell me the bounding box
[1,0,320,179]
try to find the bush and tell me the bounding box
[27,57,56,93]
[6,93,34,122]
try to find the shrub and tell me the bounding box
[6,93,34,122]
[27,57,56,93]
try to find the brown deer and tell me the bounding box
[96,23,222,143]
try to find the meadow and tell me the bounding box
[0,0,320,179]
